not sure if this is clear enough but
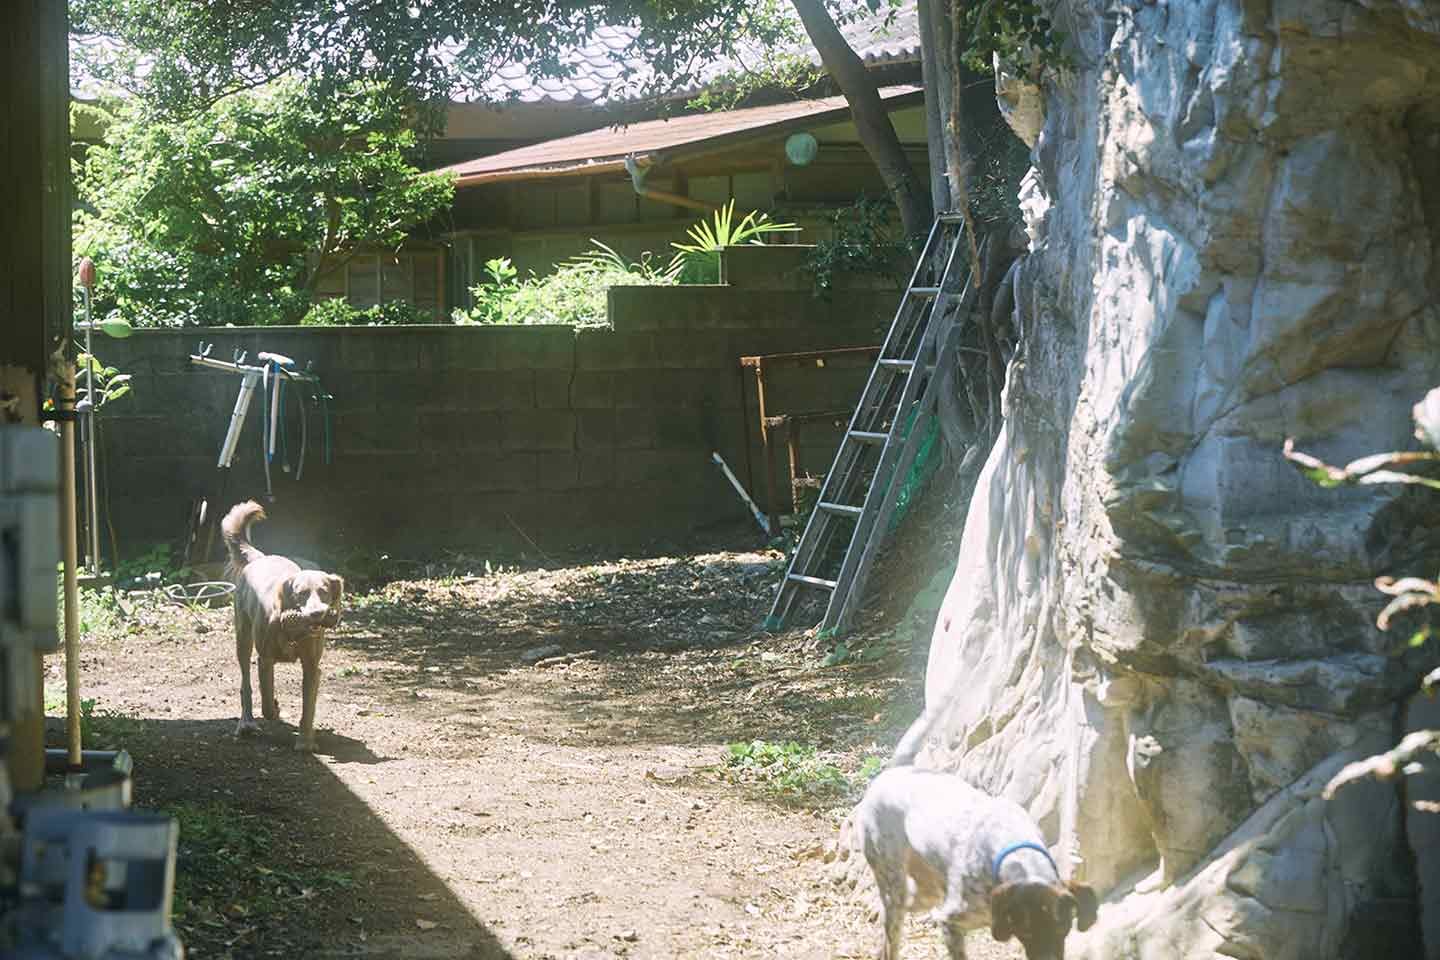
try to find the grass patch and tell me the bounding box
[165,800,354,936]
[56,580,130,639]
[86,701,147,749]
[821,635,894,667]
[857,755,886,783]
[42,690,146,749]
[723,739,849,799]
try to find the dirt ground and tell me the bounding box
[52,538,1019,960]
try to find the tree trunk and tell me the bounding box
[916,0,951,214]
[789,0,932,241]
[933,4,967,212]
[939,2,982,286]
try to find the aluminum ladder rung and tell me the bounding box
[765,212,967,634]
[878,359,936,376]
[787,573,838,590]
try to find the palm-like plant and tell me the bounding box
[669,200,799,283]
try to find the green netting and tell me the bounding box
[886,404,942,534]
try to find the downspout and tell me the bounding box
[624,155,714,213]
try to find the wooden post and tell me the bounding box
[753,361,782,538]
[1,0,72,793]
[58,368,83,769]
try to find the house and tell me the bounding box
[435,85,928,310]
[317,5,925,318]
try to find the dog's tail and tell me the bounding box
[221,500,267,574]
[889,687,962,768]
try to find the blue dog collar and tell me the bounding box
[992,841,1058,880]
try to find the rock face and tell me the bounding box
[918,2,1440,956]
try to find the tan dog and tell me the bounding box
[222,500,343,752]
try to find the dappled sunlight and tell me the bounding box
[58,545,974,958]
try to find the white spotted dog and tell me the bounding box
[852,697,1097,959]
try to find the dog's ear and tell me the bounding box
[1055,890,1075,929]
[990,883,1016,942]
[1068,882,1099,931]
[326,574,344,605]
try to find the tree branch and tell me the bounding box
[789,0,932,240]
[1324,730,1440,799]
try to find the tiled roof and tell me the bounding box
[439,84,923,186]
[70,3,920,107]
[452,3,920,105]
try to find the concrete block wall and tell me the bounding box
[95,277,894,560]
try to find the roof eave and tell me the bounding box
[449,86,925,189]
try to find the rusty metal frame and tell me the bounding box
[737,346,881,536]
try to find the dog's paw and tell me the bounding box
[294,737,318,753]
[235,719,262,738]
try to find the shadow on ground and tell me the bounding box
[53,716,512,959]
[327,550,906,753]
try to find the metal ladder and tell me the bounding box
[764,213,970,634]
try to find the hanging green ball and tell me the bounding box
[785,132,818,167]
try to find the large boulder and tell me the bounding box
[916,1,1440,956]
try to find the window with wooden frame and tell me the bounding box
[311,248,446,319]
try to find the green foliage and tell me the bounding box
[669,200,799,283]
[43,689,142,749]
[74,79,454,328]
[686,51,824,112]
[456,242,680,328]
[72,0,794,115]
[84,699,146,749]
[462,257,524,325]
[804,196,907,295]
[301,299,435,327]
[114,542,193,588]
[42,348,134,420]
[723,739,849,798]
[55,575,130,639]
[958,0,1069,73]
[164,799,353,930]
[970,116,1034,230]
[78,354,132,408]
[822,636,891,667]
[857,755,887,783]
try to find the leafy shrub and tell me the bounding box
[669,199,799,284]
[723,739,849,798]
[454,204,798,327]
[804,196,908,295]
[302,298,434,326]
[113,542,192,588]
[42,348,134,422]
[74,79,453,328]
[970,113,1034,232]
[456,242,679,328]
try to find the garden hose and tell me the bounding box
[278,372,290,473]
[296,382,309,482]
[260,361,273,498]
[321,388,333,465]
